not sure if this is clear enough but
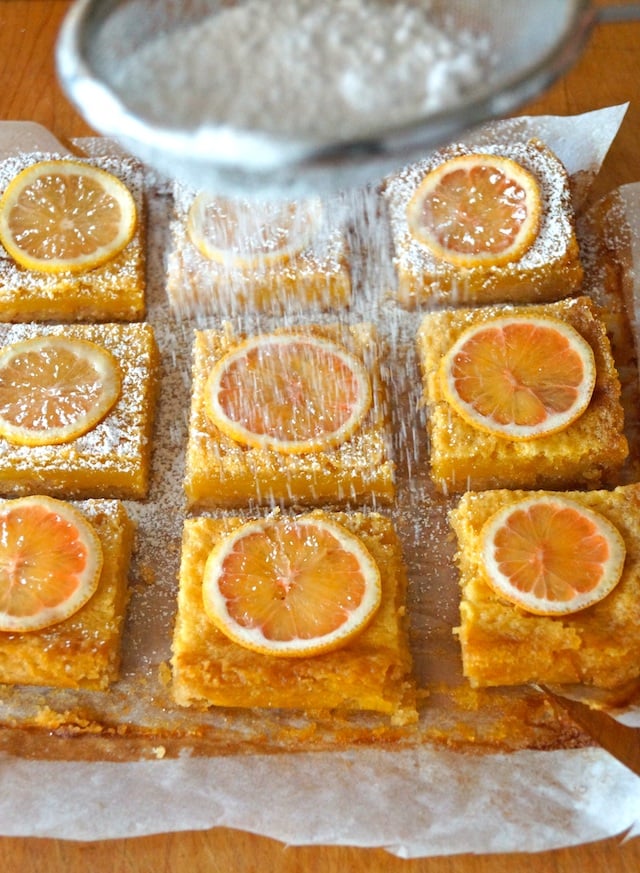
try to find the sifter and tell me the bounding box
[56,0,640,198]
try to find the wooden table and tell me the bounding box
[1,1,640,870]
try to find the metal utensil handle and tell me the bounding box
[599,3,640,22]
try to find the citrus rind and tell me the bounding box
[406,152,542,269]
[481,495,626,616]
[204,332,373,454]
[440,316,596,441]
[202,515,382,657]
[187,192,322,268]
[0,159,137,274]
[0,495,103,632]
[0,335,122,447]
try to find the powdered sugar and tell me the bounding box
[0,152,146,321]
[0,322,157,497]
[382,138,582,306]
[109,0,494,142]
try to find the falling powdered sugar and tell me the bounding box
[109,0,494,142]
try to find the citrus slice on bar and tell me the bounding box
[187,193,321,267]
[0,159,137,274]
[406,153,542,268]
[481,495,626,616]
[204,333,372,453]
[0,496,103,632]
[202,514,382,657]
[0,335,122,446]
[440,316,596,440]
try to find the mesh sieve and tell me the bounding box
[56,0,640,197]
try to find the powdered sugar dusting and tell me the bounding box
[0,108,634,754]
[0,322,157,496]
[383,138,580,305]
[0,152,145,321]
[108,0,494,143]
[166,183,352,316]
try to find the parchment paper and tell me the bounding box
[1,106,640,857]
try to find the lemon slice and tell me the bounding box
[0,159,137,274]
[406,153,542,268]
[440,316,596,440]
[204,332,372,454]
[202,514,382,657]
[0,495,103,632]
[0,335,122,446]
[481,495,626,615]
[187,193,321,268]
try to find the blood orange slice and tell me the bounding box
[0,496,103,632]
[406,153,541,268]
[481,495,626,615]
[204,332,372,453]
[440,316,596,440]
[202,514,382,657]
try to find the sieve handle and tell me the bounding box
[598,3,640,22]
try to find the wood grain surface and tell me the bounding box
[1,1,640,870]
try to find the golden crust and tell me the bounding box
[450,483,640,690]
[383,139,583,308]
[184,322,395,508]
[416,296,629,494]
[0,322,159,499]
[0,153,146,322]
[0,499,135,691]
[170,509,417,724]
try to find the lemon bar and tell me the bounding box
[0,499,134,690]
[383,139,583,308]
[0,322,159,499]
[450,484,640,689]
[578,188,638,374]
[170,510,417,724]
[184,323,395,508]
[166,186,351,315]
[417,296,628,494]
[0,153,146,322]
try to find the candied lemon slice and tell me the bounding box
[0,335,122,446]
[187,193,321,268]
[0,159,137,274]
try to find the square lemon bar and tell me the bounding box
[449,484,640,689]
[166,186,351,315]
[184,323,395,508]
[0,499,135,690]
[416,296,628,494]
[0,153,146,322]
[0,322,159,499]
[383,139,583,308]
[170,510,418,724]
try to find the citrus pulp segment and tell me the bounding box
[0,159,137,274]
[440,316,596,440]
[0,495,103,632]
[204,333,372,453]
[187,193,322,267]
[480,495,626,616]
[406,153,542,268]
[202,514,382,657]
[0,335,122,446]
